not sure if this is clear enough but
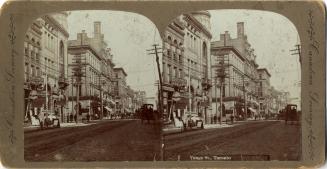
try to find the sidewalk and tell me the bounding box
[162,119,264,135]
[24,118,138,133]
[203,123,238,129]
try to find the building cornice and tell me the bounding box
[257,68,271,77]
[184,14,212,39]
[114,67,128,77]
[68,44,102,61]
[43,15,69,38]
[168,22,185,37]
[211,46,245,61]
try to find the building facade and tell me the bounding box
[210,46,248,120]
[257,68,271,116]
[24,13,69,124]
[183,12,212,122]
[67,21,115,120]
[161,16,186,121]
[211,22,260,120]
[161,11,212,124]
[113,67,128,114]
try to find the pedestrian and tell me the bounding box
[87,113,90,122]
[74,113,77,123]
[231,115,234,124]
[38,109,45,129]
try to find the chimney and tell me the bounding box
[94,21,101,36]
[220,34,225,41]
[237,22,244,38]
[224,31,230,46]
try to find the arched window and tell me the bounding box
[202,42,208,79]
[167,36,172,43]
[173,39,178,46]
[202,42,207,59]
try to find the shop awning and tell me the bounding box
[104,106,112,112]
[248,107,257,114]
[250,100,259,106]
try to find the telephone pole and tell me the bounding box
[70,54,86,123]
[215,54,227,125]
[290,44,301,64]
[242,75,247,121]
[147,44,163,161]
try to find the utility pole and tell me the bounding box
[242,75,247,121]
[188,62,192,114]
[70,54,86,123]
[147,44,163,114]
[99,75,104,120]
[45,61,48,112]
[147,44,163,161]
[215,78,218,124]
[215,54,226,125]
[290,44,301,64]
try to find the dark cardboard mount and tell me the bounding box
[0,0,325,168]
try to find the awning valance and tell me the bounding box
[104,106,112,112]
[248,107,257,114]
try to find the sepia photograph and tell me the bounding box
[23,10,162,161]
[0,1,320,167]
[161,10,301,161]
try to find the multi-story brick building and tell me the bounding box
[24,13,69,124]
[257,68,271,116]
[113,67,128,114]
[162,16,186,119]
[210,46,248,119]
[211,22,260,120]
[162,11,212,124]
[183,11,212,120]
[67,21,115,120]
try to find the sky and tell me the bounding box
[209,10,301,106]
[67,10,301,106]
[67,10,162,98]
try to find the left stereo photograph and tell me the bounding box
[23,10,163,162]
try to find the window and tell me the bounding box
[51,36,54,50]
[24,48,28,56]
[47,34,50,48]
[167,36,172,43]
[31,65,35,77]
[174,67,177,78]
[168,64,171,83]
[36,67,40,77]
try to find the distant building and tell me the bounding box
[211,22,260,119]
[257,68,271,115]
[133,91,146,110]
[210,46,248,118]
[113,67,128,114]
[67,21,115,120]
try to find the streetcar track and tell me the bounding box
[24,121,132,161]
[164,121,279,160]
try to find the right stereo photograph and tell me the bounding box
[161,9,301,161]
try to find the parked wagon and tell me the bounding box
[140,104,158,124]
